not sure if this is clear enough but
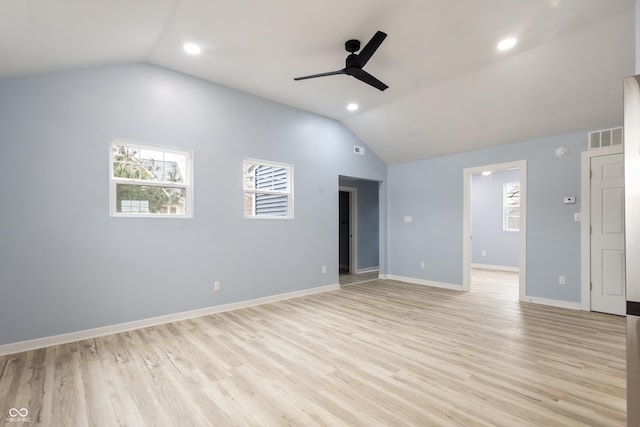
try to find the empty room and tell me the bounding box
[0,1,638,426]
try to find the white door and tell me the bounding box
[590,153,625,315]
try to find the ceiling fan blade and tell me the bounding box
[294,69,346,81]
[355,31,387,68]
[349,68,388,91]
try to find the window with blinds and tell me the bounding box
[243,159,293,218]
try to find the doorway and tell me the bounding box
[580,146,625,315]
[463,161,527,299]
[338,177,380,284]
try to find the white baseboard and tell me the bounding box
[0,283,341,357]
[381,274,463,291]
[520,295,581,311]
[472,263,519,272]
[357,267,380,274]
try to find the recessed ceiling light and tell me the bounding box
[497,37,517,51]
[347,103,359,111]
[183,43,201,55]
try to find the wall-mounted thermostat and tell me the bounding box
[564,196,576,204]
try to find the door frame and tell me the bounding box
[339,186,358,274]
[463,160,527,298]
[580,145,623,311]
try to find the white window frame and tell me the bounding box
[109,139,193,218]
[243,158,294,219]
[503,181,520,232]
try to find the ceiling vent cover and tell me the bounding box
[588,127,623,150]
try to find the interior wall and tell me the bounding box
[0,63,387,346]
[471,169,520,268]
[387,130,592,303]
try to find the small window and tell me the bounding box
[243,159,293,218]
[503,182,520,231]
[110,140,193,217]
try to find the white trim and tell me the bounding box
[580,145,623,311]
[520,295,582,311]
[339,186,358,274]
[382,274,463,291]
[471,263,519,272]
[463,161,527,300]
[0,284,340,357]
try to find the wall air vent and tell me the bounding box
[588,127,623,150]
[354,146,365,155]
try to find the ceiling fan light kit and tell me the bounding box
[294,30,389,91]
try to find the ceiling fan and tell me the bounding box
[294,31,389,91]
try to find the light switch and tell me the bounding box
[403,216,413,223]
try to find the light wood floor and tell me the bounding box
[339,270,379,286]
[0,270,626,426]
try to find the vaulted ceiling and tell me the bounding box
[0,0,635,163]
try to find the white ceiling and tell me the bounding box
[0,0,635,163]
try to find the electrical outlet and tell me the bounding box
[481,251,487,257]
[558,276,566,285]
[321,265,327,273]
[420,261,425,269]
[214,281,221,291]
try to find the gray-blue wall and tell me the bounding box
[472,169,520,268]
[0,63,387,345]
[0,61,618,347]
[388,131,587,302]
[339,177,380,271]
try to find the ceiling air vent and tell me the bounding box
[354,146,365,155]
[589,127,623,150]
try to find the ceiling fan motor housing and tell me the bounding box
[345,39,361,53]
[345,54,360,70]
